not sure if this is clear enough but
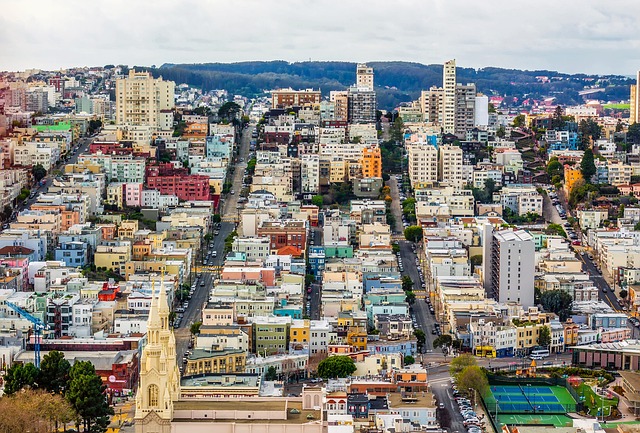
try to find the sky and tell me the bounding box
[2,0,640,75]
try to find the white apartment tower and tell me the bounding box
[407,142,438,187]
[489,230,535,307]
[356,63,374,90]
[442,60,457,134]
[116,70,175,129]
[438,144,464,189]
[631,71,640,124]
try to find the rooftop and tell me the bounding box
[387,391,436,408]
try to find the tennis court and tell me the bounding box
[484,384,577,414]
[497,414,574,427]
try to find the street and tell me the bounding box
[174,124,254,365]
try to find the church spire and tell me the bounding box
[157,270,170,329]
[147,279,161,338]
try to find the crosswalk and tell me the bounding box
[195,265,222,273]
[221,215,238,222]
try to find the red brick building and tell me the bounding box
[257,220,307,253]
[146,174,211,201]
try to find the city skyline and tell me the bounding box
[2,0,640,75]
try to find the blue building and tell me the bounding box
[274,299,303,319]
[367,338,417,356]
[308,246,325,279]
[363,273,402,293]
[205,134,233,159]
[54,241,88,267]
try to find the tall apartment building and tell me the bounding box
[631,71,640,124]
[407,142,438,187]
[455,83,477,134]
[356,63,374,90]
[330,91,349,121]
[360,146,382,178]
[348,87,376,123]
[115,70,175,129]
[438,145,464,189]
[489,230,535,307]
[442,60,457,134]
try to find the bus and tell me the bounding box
[530,348,550,359]
[474,346,496,358]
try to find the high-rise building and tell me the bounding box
[271,88,321,109]
[438,144,464,189]
[407,142,438,187]
[348,87,376,123]
[442,60,457,134]
[330,91,349,122]
[115,70,175,129]
[489,230,535,307]
[360,146,382,178]
[474,95,489,127]
[455,83,476,134]
[356,63,374,91]
[630,71,640,124]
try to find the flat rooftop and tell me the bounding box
[387,392,436,408]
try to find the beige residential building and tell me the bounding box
[443,59,457,134]
[608,162,633,186]
[115,70,175,129]
[330,91,349,122]
[407,142,438,187]
[356,63,374,90]
[439,144,464,189]
[631,71,640,124]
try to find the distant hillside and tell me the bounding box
[140,61,632,110]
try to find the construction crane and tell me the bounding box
[5,301,45,368]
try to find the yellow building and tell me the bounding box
[361,146,382,178]
[514,321,546,354]
[118,220,139,240]
[124,260,184,281]
[95,244,132,273]
[564,164,583,194]
[147,232,167,250]
[290,319,310,344]
[184,348,246,376]
[346,328,367,352]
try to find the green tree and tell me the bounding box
[546,223,567,238]
[311,195,324,207]
[401,275,414,292]
[551,105,565,130]
[580,148,596,182]
[579,118,602,148]
[433,334,453,349]
[32,164,47,182]
[392,243,400,254]
[3,362,39,395]
[470,255,482,268]
[190,321,202,335]
[218,101,241,122]
[628,123,640,144]
[414,329,426,352]
[496,126,506,138]
[390,116,405,143]
[212,214,222,223]
[456,365,489,397]
[265,366,278,381]
[404,355,415,365]
[620,289,629,300]
[38,350,71,394]
[404,225,423,243]
[449,353,476,378]
[512,114,525,128]
[538,325,551,347]
[317,356,356,379]
[405,291,416,305]
[66,361,113,432]
[547,157,563,179]
[539,289,573,321]
[204,233,213,243]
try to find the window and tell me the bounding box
[148,384,159,407]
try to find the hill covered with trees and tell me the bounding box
[137,61,632,110]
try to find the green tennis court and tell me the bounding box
[497,414,574,427]
[484,384,577,414]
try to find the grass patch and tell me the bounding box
[604,103,630,110]
[576,383,618,417]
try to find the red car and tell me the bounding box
[572,240,581,246]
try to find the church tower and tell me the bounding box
[134,276,180,433]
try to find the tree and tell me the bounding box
[539,289,573,321]
[404,225,423,243]
[405,291,416,305]
[538,325,551,347]
[401,275,414,292]
[546,223,567,238]
[317,356,356,379]
[512,114,525,128]
[392,243,400,254]
[218,101,241,122]
[551,105,565,130]
[547,157,563,179]
[0,389,76,433]
[414,329,426,352]
[3,362,39,395]
[404,355,415,365]
[190,321,202,335]
[66,361,113,432]
[265,366,278,381]
[204,233,213,243]
[496,126,506,138]
[212,214,222,223]
[620,289,629,300]
[311,195,324,207]
[470,255,482,268]
[433,334,453,349]
[32,164,47,182]
[580,148,596,182]
[628,123,640,144]
[449,353,476,378]
[456,365,489,397]
[39,350,71,394]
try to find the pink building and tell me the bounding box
[0,247,33,290]
[220,267,276,287]
[124,183,143,207]
[600,327,631,343]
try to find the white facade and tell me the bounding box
[490,230,535,307]
[115,70,175,130]
[439,144,464,189]
[407,142,438,187]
